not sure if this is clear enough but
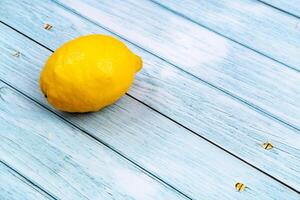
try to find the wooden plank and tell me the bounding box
[1,0,300,193]
[260,0,300,18]
[48,0,300,130]
[1,24,300,200]
[0,162,52,200]
[153,0,300,71]
[0,86,186,200]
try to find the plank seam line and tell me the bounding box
[256,0,300,19]
[0,80,193,200]
[0,160,58,200]
[1,21,300,195]
[149,0,300,73]
[1,133,91,200]
[48,0,300,132]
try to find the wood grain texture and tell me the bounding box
[260,0,300,18]
[1,0,300,193]
[50,0,300,130]
[1,22,300,200]
[0,82,186,200]
[153,0,300,71]
[0,162,52,200]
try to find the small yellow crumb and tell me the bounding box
[44,23,53,30]
[262,142,273,150]
[235,182,246,192]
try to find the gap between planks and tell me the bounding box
[257,0,300,19]
[0,160,55,200]
[150,0,300,73]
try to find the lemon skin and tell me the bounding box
[40,34,142,112]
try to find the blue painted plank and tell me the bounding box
[1,22,300,200]
[1,0,300,193]
[153,0,300,71]
[260,0,300,18]
[49,0,300,130]
[0,162,52,200]
[0,83,186,200]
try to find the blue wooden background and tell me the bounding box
[0,0,299,199]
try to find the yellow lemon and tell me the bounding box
[40,34,142,112]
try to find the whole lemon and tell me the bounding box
[40,34,142,112]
